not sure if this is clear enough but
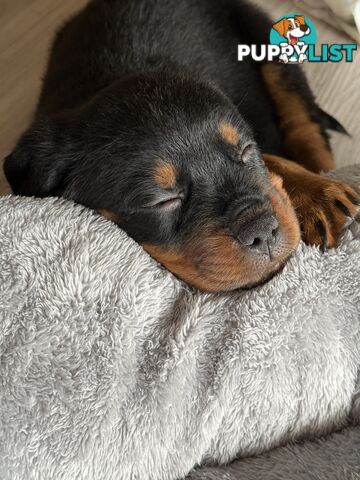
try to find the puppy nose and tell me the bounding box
[232,210,279,256]
[300,25,309,32]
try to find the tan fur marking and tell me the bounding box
[154,160,177,189]
[97,209,119,222]
[261,64,335,173]
[219,121,240,146]
[142,245,208,290]
[142,239,254,292]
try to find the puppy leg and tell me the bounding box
[263,154,360,248]
[261,63,335,173]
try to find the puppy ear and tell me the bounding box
[295,15,306,25]
[4,121,73,197]
[3,143,30,195]
[272,18,287,37]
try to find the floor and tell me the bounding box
[0,0,359,195]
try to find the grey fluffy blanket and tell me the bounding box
[0,166,360,480]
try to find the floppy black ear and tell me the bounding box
[3,141,31,195]
[4,121,73,197]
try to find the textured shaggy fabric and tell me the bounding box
[0,167,359,480]
[188,426,360,480]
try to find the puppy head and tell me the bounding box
[4,75,300,291]
[272,16,310,44]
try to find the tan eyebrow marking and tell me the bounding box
[219,121,240,146]
[154,160,177,188]
[97,209,119,222]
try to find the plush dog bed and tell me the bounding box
[0,166,359,480]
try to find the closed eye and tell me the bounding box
[152,197,182,210]
[240,143,256,162]
[142,195,183,211]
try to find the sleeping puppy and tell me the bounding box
[4,0,360,291]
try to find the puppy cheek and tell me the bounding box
[97,209,120,223]
[195,231,256,290]
[141,244,216,290]
[269,175,301,250]
[142,231,284,292]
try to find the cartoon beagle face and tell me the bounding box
[272,16,310,45]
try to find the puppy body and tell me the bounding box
[36,0,282,153]
[5,0,360,291]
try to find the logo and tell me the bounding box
[271,15,315,63]
[237,14,357,64]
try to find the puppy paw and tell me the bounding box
[291,176,360,249]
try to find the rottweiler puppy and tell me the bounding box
[4,0,360,291]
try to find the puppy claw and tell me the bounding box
[345,191,360,207]
[315,219,327,253]
[334,198,351,217]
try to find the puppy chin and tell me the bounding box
[239,259,288,290]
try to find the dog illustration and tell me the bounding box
[272,15,311,63]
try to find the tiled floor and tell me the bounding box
[0,0,359,195]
